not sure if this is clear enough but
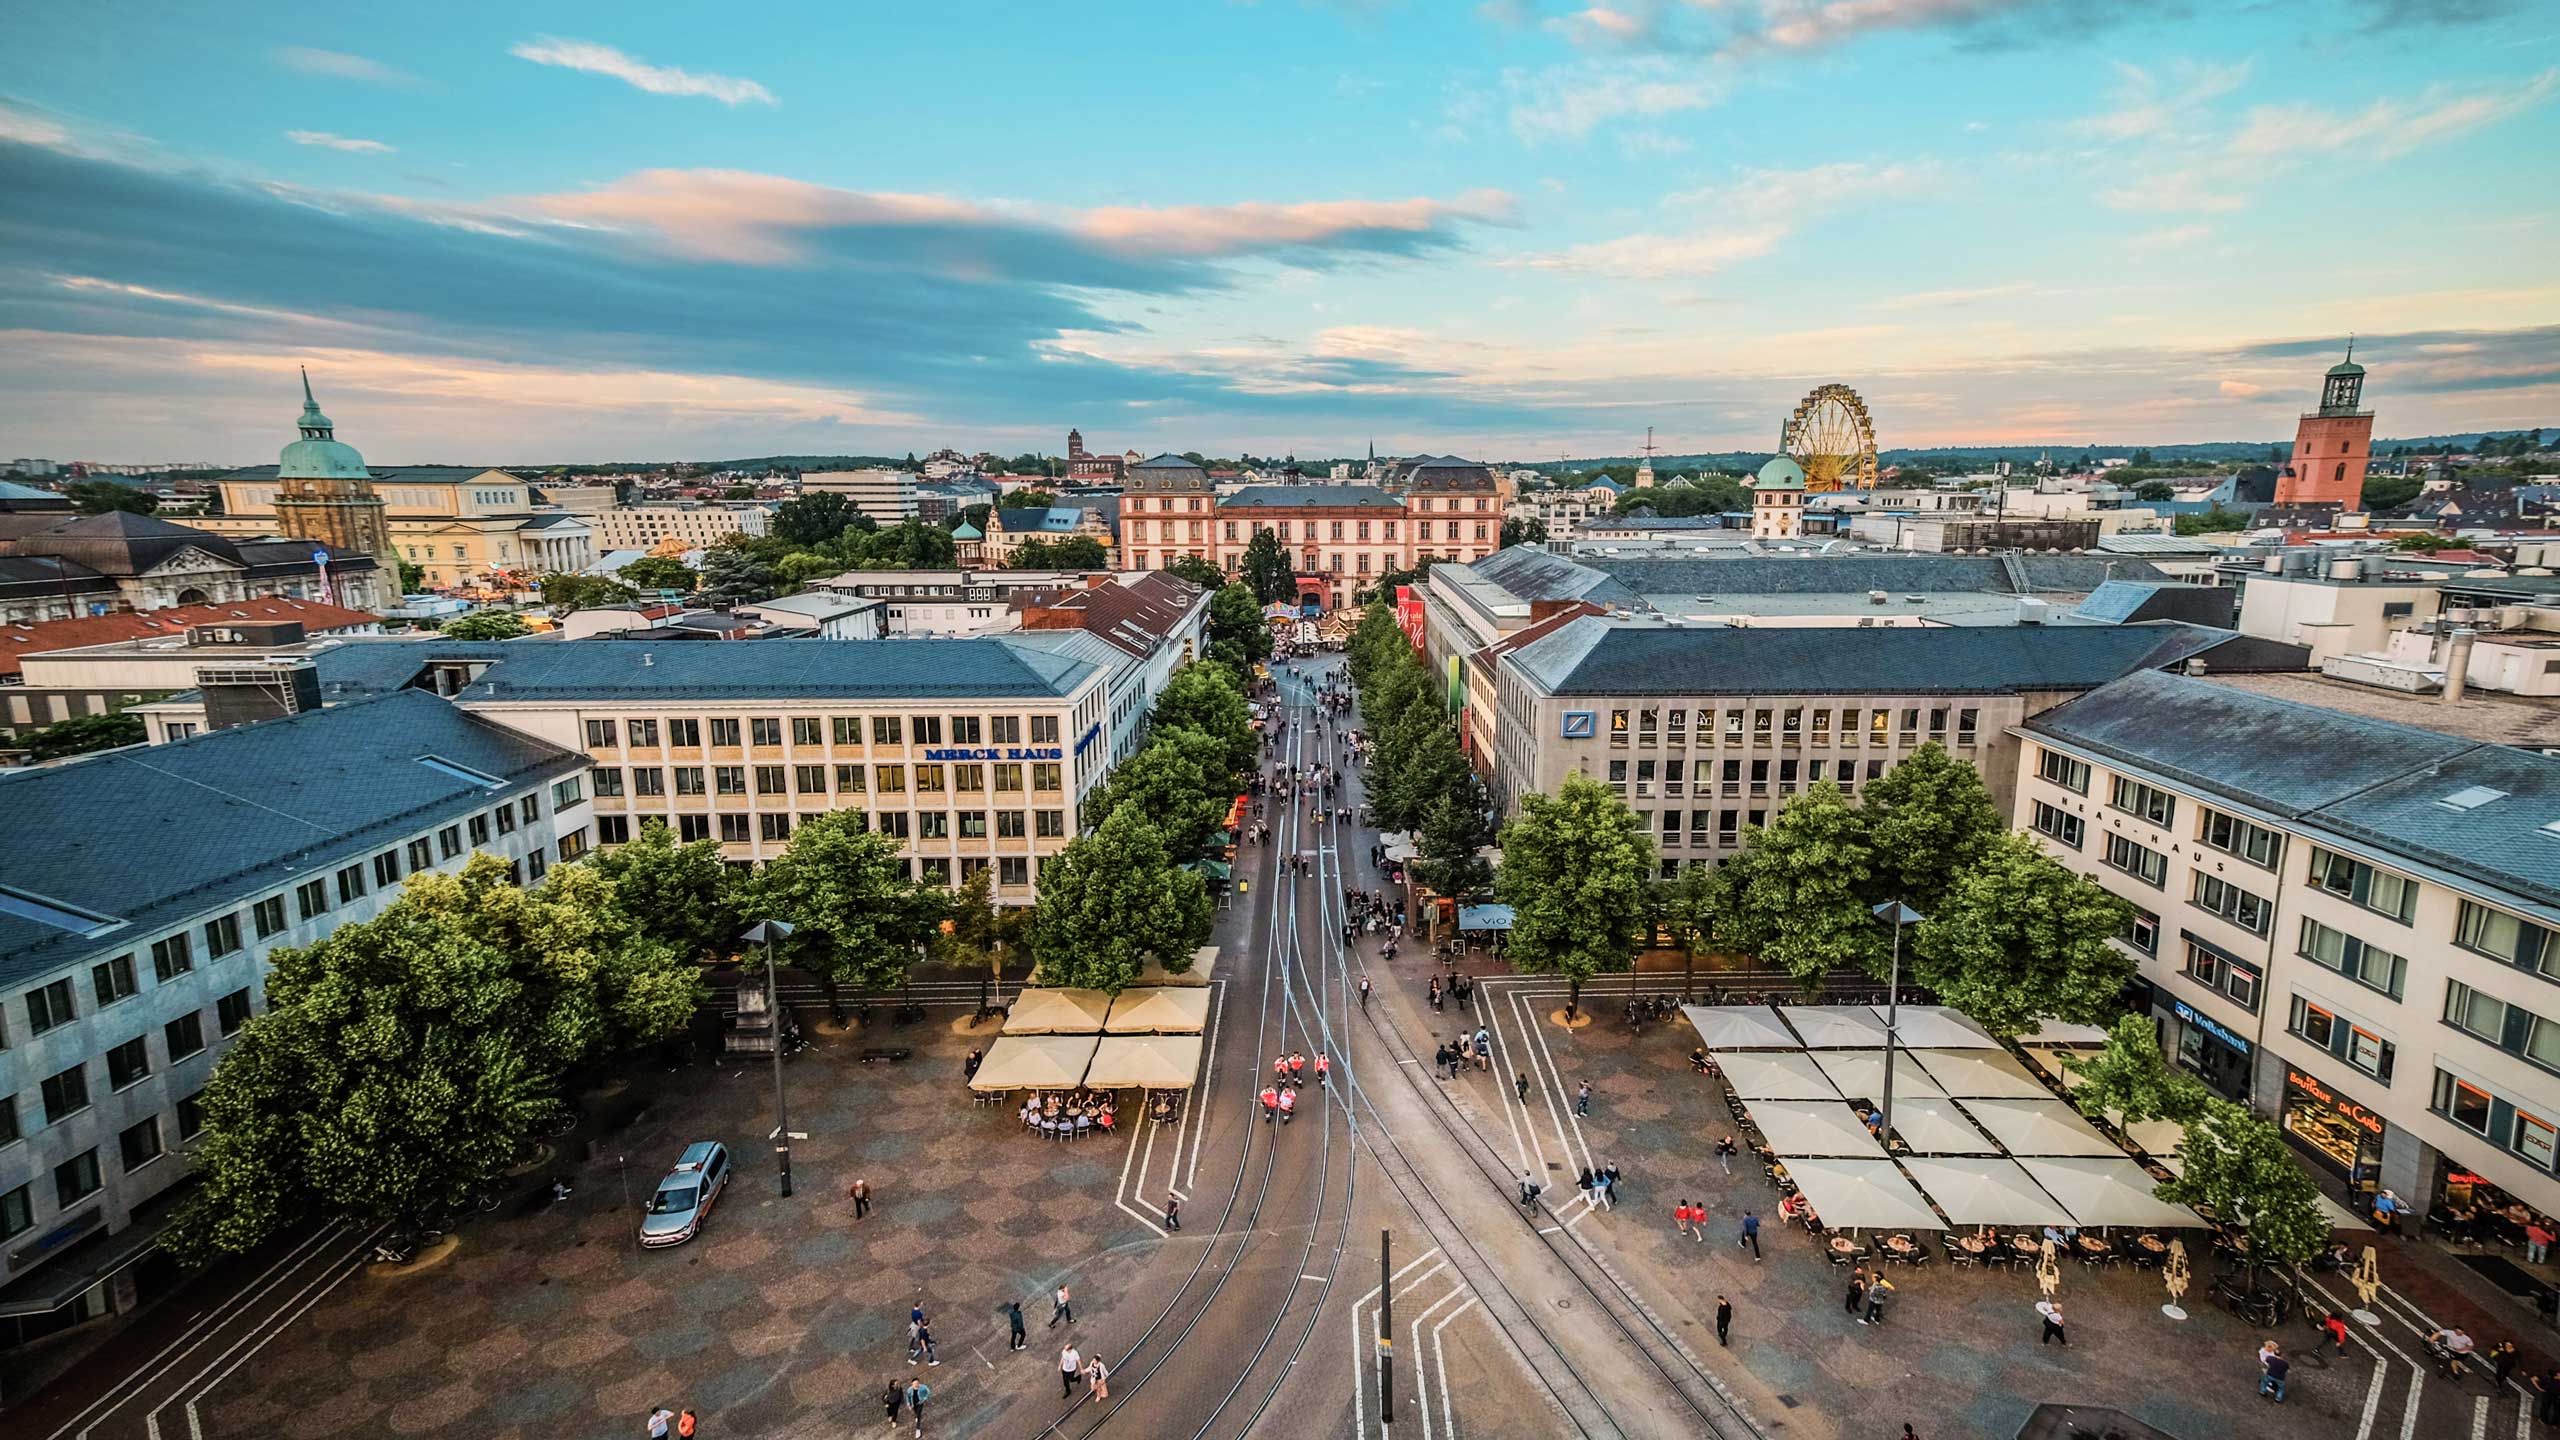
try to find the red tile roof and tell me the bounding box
[0,598,381,679]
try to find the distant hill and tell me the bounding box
[1523,427,2551,474]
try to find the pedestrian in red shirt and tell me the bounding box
[1675,1200,1695,1238]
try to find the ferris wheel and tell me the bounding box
[1781,384,1880,493]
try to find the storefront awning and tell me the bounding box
[1779,1005,1889,1048]
[1002,988,1115,1035]
[1775,1158,1944,1232]
[1682,1004,1797,1051]
[1718,1050,1841,1100]
[1457,904,1513,932]
[968,1034,1098,1091]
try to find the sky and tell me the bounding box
[1,1,2555,466]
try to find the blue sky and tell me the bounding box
[1,1,2554,464]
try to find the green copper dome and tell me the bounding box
[1752,455,1808,491]
[2326,359,2366,378]
[277,369,372,481]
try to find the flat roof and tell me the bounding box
[458,638,1100,702]
[2198,671,2560,749]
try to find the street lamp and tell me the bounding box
[1871,901,1924,1149]
[742,919,797,1198]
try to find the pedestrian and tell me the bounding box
[1603,1162,1621,1205]
[1676,1199,1695,1239]
[2258,1341,2289,1403]
[1901,1427,1919,1440]
[2490,1339,2520,1387]
[1085,1353,1111,1400]
[905,1380,929,1436]
[1516,1072,1530,1103]
[1690,1199,1708,1241]
[880,1381,904,1427]
[1316,1052,1330,1086]
[908,1317,925,1363]
[2535,1365,2560,1424]
[1429,978,1442,1012]
[2319,1310,2348,1357]
[648,1407,676,1439]
[1059,1344,1083,1399]
[1863,1276,1894,1327]
[1740,1211,1761,1260]
[1050,1283,1073,1327]
[1360,976,1372,1009]
[1007,1300,1027,1351]
[2527,1215,2553,1264]
[2037,1299,2067,1347]
[1717,1135,1738,1174]
[850,1177,871,1220]
[918,1322,939,1366]
[677,1409,697,1439]
[1260,1084,1279,1123]
[1846,1266,1869,1315]
[963,1048,981,1083]
[1576,1081,1592,1116]
[1164,1195,1181,1232]
[1715,1295,1733,1347]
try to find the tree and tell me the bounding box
[588,818,746,964]
[771,491,859,547]
[23,709,144,760]
[1656,862,1718,1001]
[1149,662,1258,781]
[1412,783,1494,901]
[2063,1014,2210,1127]
[1047,536,1109,568]
[721,484,757,500]
[1165,555,1226,590]
[699,544,780,607]
[66,480,157,514]
[1372,700,1467,836]
[1908,829,2132,1037]
[1006,489,1061,511]
[1080,727,1233,860]
[1206,583,1271,673]
[777,551,847,586]
[2133,480,2175,502]
[2130,448,2155,467]
[2156,1097,2329,1268]
[1710,782,1876,986]
[164,856,701,1258]
[1240,529,1295,604]
[939,867,1031,1016]
[441,610,530,641]
[1029,803,1212,993]
[748,811,947,1013]
[540,574,637,613]
[1494,772,1655,1016]
[2361,472,2423,511]
[2174,505,2251,537]
[1499,516,1548,548]
[1855,742,2002,915]
[620,555,696,593]
[397,558,426,594]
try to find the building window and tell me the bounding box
[408,836,435,871]
[593,768,626,799]
[106,1035,150,1090]
[335,864,366,905]
[596,815,631,845]
[2119,908,2159,955]
[718,814,751,843]
[519,794,540,824]
[2181,940,2259,1012]
[120,1116,163,1173]
[1032,762,1062,791]
[917,812,950,840]
[1031,716,1060,744]
[876,812,910,839]
[165,1011,206,1062]
[2193,874,2272,936]
[996,810,1027,839]
[759,813,792,842]
[915,765,947,794]
[150,935,194,983]
[2030,802,2084,849]
[2297,918,2405,1000]
[709,718,742,747]
[53,1149,100,1209]
[713,766,746,796]
[373,851,401,889]
[873,716,904,745]
[41,1063,89,1124]
[217,987,252,1036]
[295,878,329,920]
[754,765,786,796]
[0,1098,15,1147]
[2433,1069,2493,1135]
[913,717,944,746]
[2197,808,2280,868]
[0,1185,27,1240]
[999,856,1030,887]
[2454,900,2557,981]
[750,718,782,746]
[834,763,866,793]
[2308,847,2416,923]
[252,895,286,938]
[1036,810,1066,838]
[470,812,494,842]
[877,765,906,793]
[552,777,585,808]
[92,954,138,1008]
[2103,833,2166,887]
[2110,776,2177,826]
[584,719,618,747]
[2444,981,2560,1073]
[677,815,711,843]
[2038,748,2090,794]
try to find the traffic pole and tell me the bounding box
[1378,1228,1394,1434]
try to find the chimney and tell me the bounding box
[2183,657,2208,677]
[2017,597,2050,625]
[2441,628,2475,703]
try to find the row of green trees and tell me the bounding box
[1346,607,1494,902]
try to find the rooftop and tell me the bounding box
[1,598,383,680]
[2195,670,2560,750]
[0,690,584,984]
[1223,484,1405,510]
[457,637,1100,702]
[2027,669,2560,910]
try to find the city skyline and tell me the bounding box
[2,2,2556,463]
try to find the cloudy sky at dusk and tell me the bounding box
[1,1,2554,465]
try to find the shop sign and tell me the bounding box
[2173,999,2250,1055]
[921,747,1062,761]
[2286,1066,2384,1136]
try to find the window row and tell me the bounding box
[2432,1069,2558,1174]
[1608,756,1889,799]
[582,715,1061,750]
[2,990,247,1147]
[2443,980,2560,1073]
[597,811,1066,849]
[1610,706,1980,748]
[0,1101,199,1241]
[2287,996,2395,1082]
[2180,939,2260,1013]
[592,761,1065,800]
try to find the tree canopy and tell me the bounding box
[22,709,145,760]
[1908,829,2132,1037]
[2156,1097,2329,1267]
[1080,725,1235,861]
[1856,741,2003,914]
[1165,555,1227,590]
[747,811,947,1005]
[1240,530,1296,604]
[2062,1013,2210,1127]
[540,574,637,612]
[770,491,861,547]
[1494,772,1655,1010]
[618,555,696,593]
[441,611,530,641]
[1206,583,1270,673]
[1150,661,1258,781]
[699,543,781,606]
[1708,781,1876,985]
[67,480,158,514]
[588,818,747,964]
[1029,802,1212,993]
[1008,535,1109,569]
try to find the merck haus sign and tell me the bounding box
[922,747,1064,761]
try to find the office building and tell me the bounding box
[814,569,1104,635]
[799,470,918,525]
[586,505,770,553]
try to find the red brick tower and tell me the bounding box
[2275,343,2374,507]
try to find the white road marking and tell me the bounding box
[2472,1395,2490,1440]
[1300,1274,1331,1283]
[1434,1296,1480,1440]
[1410,1285,1469,1440]
[1183,979,1225,1193]
[2399,1370,2424,1440]
[1351,1248,1444,1438]
[164,1241,374,1434]
[2357,1352,2391,1440]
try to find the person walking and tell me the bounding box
[1084,1353,1111,1401]
[1690,1198,1708,1242]
[2490,1339,2520,1388]
[648,1408,676,1439]
[1603,1162,1621,1205]
[1676,1199,1696,1239]
[1050,1283,1073,1328]
[850,1178,871,1220]
[676,1410,697,1439]
[904,1380,929,1437]
[1740,1211,1762,1260]
[1717,1135,1737,1174]
[917,1321,939,1367]
[2037,1300,2067,1347]
[2258,1341,2289,1403]
[2526,1214,2552,1264]
[1846,1267,1869,1316]
[1576,1081,1592,1116]
[908,1316,926,1364]
[2319,1310,2349,1358]
[880,1381,904,1427]
[1164,1195,1181,1232]
[1059,1344,1083,1399]
[1516,1072,1530,1104]
[1359,976,1372,1010]
[1862,1276,1894,1327]
[1007,1301,1027,1352]
[2534,1364,2560,1425]
[1715,1295,1733,1347]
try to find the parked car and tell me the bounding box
[639,1141,731,1248]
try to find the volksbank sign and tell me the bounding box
[922,747,1065,761]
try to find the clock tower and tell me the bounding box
[2274,343,2375,508]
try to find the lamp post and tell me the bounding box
[1871,901,1923,1147]
[742,919,797,1197]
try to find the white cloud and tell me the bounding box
[2071,59,2251,141]
[508,37,777,106]
[2127,223,2210,252]
[1508,228,1782,280]
[2217,378,2265,397]
[0,101,70,149]
[1548,4,1657,45]
[286,130,395,154]
[1505,56,1717,144]
[2231,67,2557,160]
[2096,171,2245,213]
[1618,129,1693,158]
[1877,282,2035,310]
[274,47,418,86]
[1519,159,1932,280]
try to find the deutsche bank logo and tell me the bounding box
[1560,711,1596,739]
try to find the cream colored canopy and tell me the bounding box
[1896,1156,2077,1228]
[1812,1049,1947,1103]
[1683,1005,1798,1050]
[1103,987,1211,1034]
[1960,1097,2123,1157]
[968,1034,1098,1092]
[1003,988,1115,1035]
[1779,1005,1890,1048]
[1774,1158,1944,1232]
[1747,1099,1886,1158]
[1881,1098,2000,1155]
[1718,1050,1843,1101]
[1910,1047,2051,1099]
[2016,1156,2199,1230]
[1085,1034,1206,1090]
[1872,1005,1999,1049]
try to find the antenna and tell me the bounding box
[1641,427,1659,461]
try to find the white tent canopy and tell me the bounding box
[1911,1047,2051,1099]
[2021,1047,2086,1087]
[2154,1155,2371,1232]
[1718,1050,1842,1101]
[968,1034,1098,1092]
[1747,1099,1886,1158]
[1103,988,1211,1034]
[1136,947,1218,988]
[1780,1005,1890,1048]
[1882,1098,2002,1155]
[1813,1049,1946,1103]
[1961,1097,2124,1157]
[2016,1156,2200,1230]
[1084,1034,1205,1089]
[1380,832,1420,862]
[2018,1017,2111,1046]
[2121,1117,2185,1158]
[1897,1157,2078,1229]
[1003,988,1115,1035]
[1683,1005,1801,1052]
[1777,1158,1945,1233]
[1873,1005,1999,1049]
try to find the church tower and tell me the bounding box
[2274,343,2375,508]
[271,370,395,575]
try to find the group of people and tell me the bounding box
[1425,973,1472,1012]
[1258,1050,1327,1124]
[1018,1089,1114,1138]
[1433,1027,1490,1078]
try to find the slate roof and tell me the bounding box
[1504,616,2238,698]
[1010,572,1205,658]
[1587,514,1730,531]
[1222,485,1405,510]
[2025,668,2560,909]
[991,507,1089,535]
[2070,581,2236,628]
[0,690,584,985]
[0,598,384,680]
[1580,553,2169,598]
[458,638,1099,702]
[8,512,243,574]
[1466,548,1638,606]
[1127,455,1206,474]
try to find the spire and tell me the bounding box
[2344,333,2354,365]
[296,368,334,439]
[301,366,315,408]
